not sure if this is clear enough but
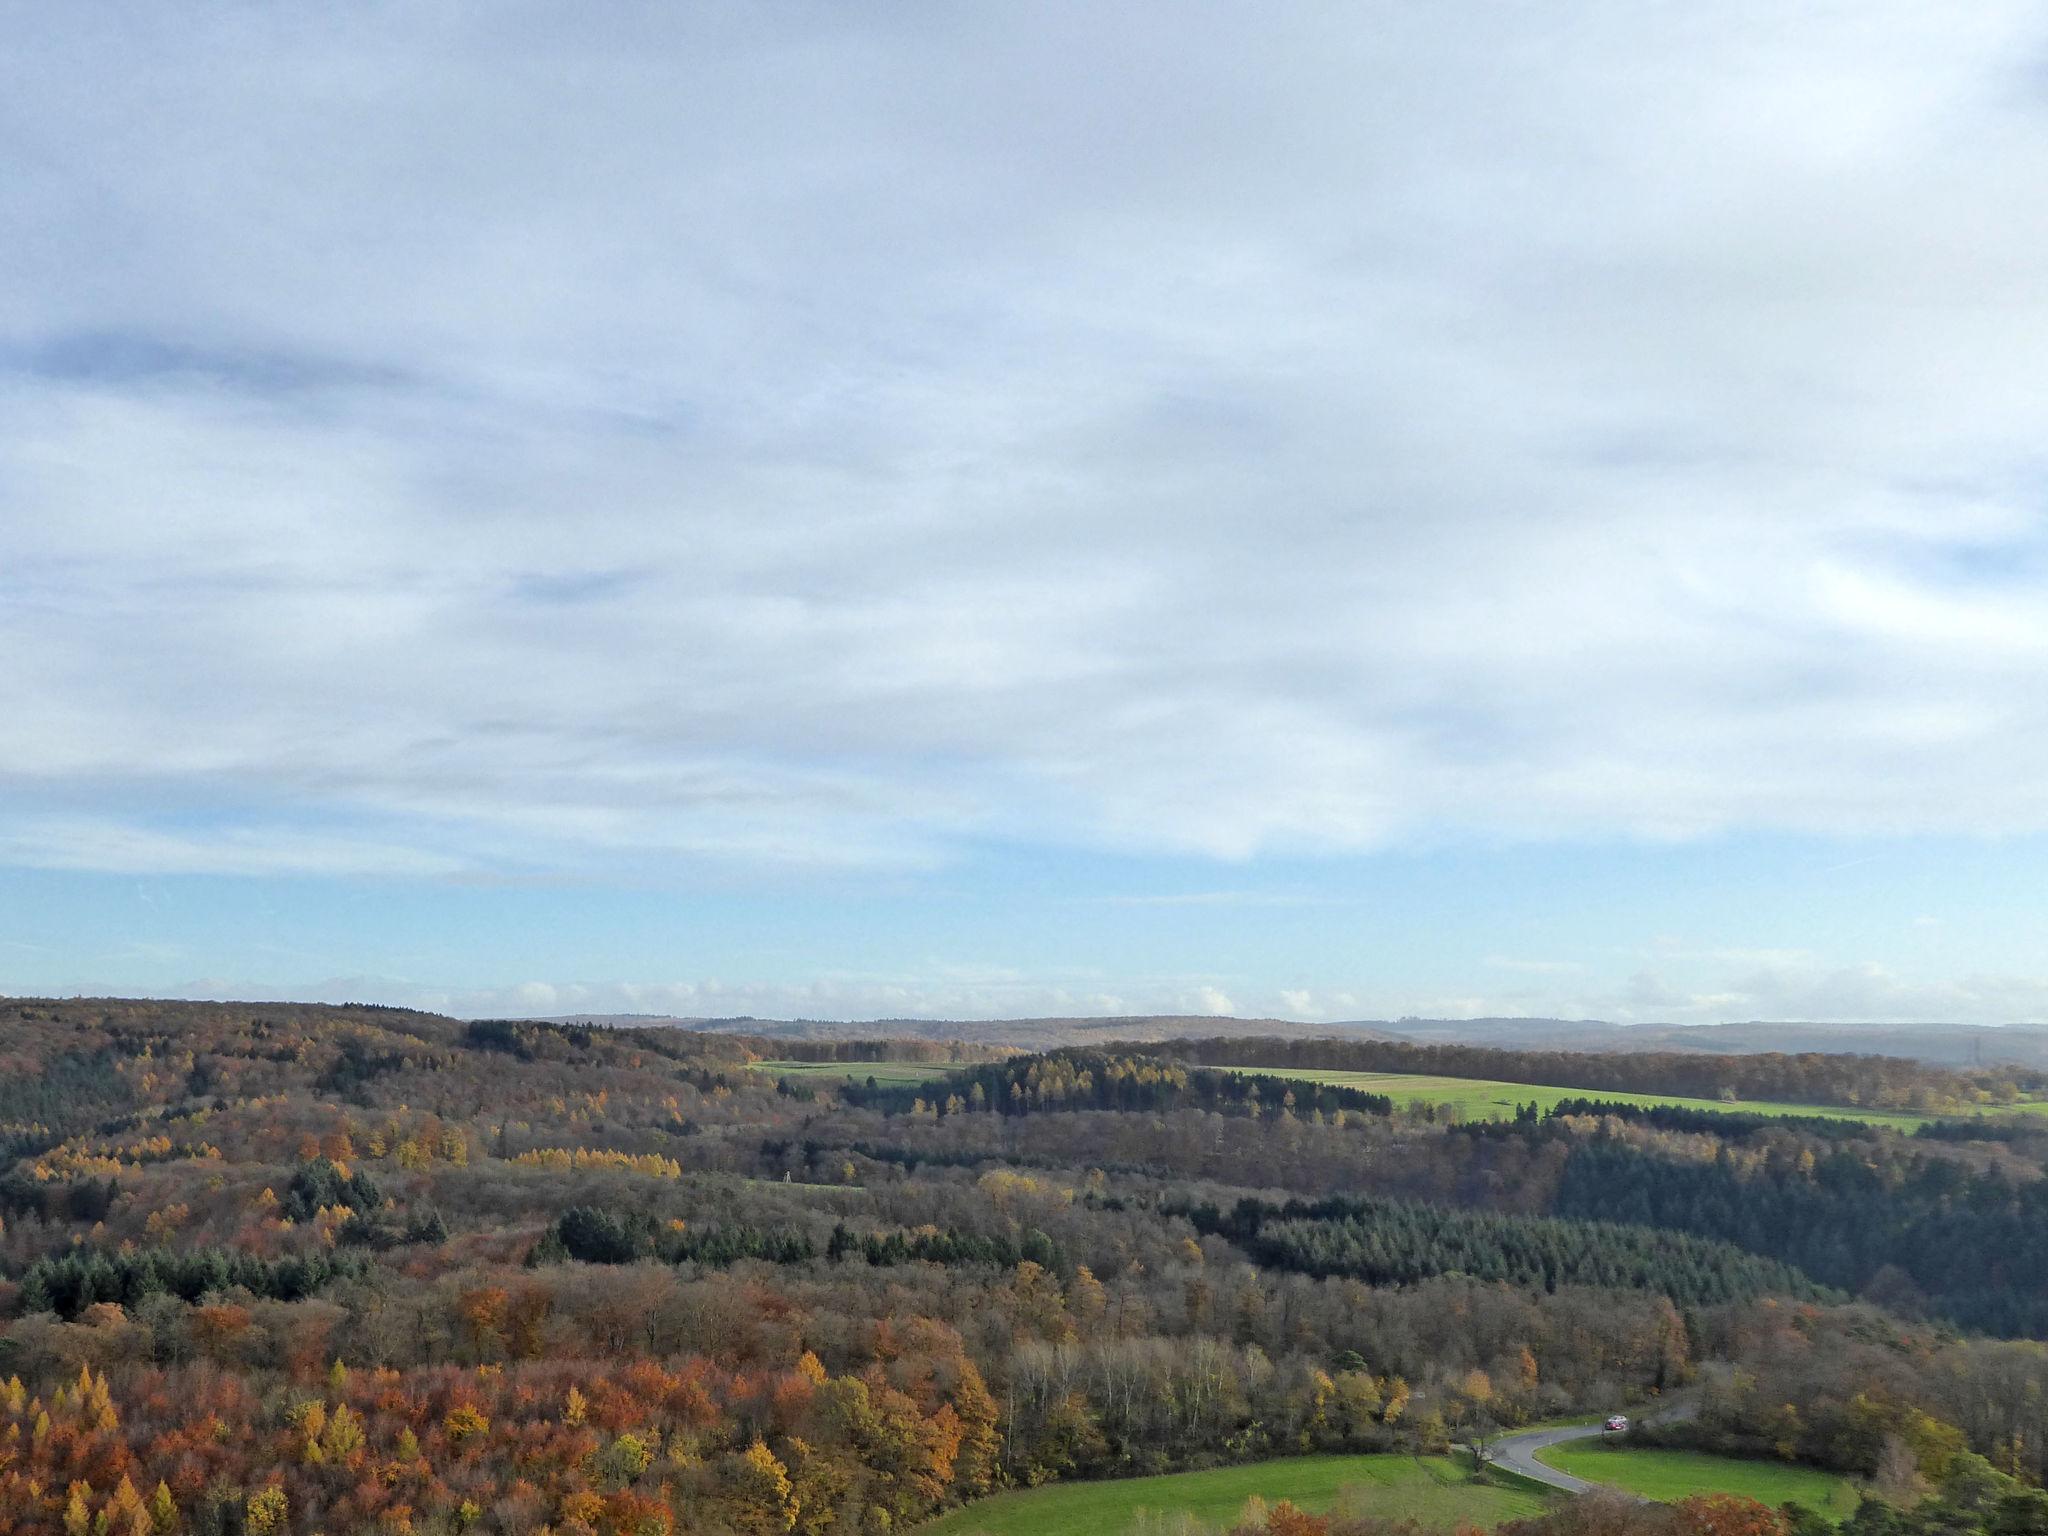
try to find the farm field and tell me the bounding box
[1537,1443,1861,1519]
[1210,1066,2048,1131]
[754,1058,2048,1131]
[749,1059,955,1085]
[916,1453,1547,1536]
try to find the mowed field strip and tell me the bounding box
[1535,1443,1861,1519]
[750,1058,2048,1132]
[1206,1066,2048,1131]
[916,1452,1546,1536]
[916,1443,1859,1535]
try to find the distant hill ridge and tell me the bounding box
[536,1011,2048,1068]
[540,1012,1398,1049]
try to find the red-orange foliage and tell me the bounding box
[1263,1502,1333,1536]
[1667,1495,1789,1536]
[189,1305,250,1358]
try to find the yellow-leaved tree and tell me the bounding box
[723,1440,798,1535]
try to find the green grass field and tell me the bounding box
[748,1059,955,1085]
[1537,1443,1861,1518]
[917,1454,1547,1536]
[1212,1066,2048,1132]
[754,1058,2048,1132]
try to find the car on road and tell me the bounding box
[1604,1414,1629,1432]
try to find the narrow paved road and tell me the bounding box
[1488,1422,1611,1493]
[1486,1400,1693,1496]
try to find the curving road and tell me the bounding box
[1484,1400,1694,1496]
[1487,1421,1613,1493]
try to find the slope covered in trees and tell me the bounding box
[838,1048,1396,1119]
[1549,1137,2048,1336]
[1176,1194,1832,1310]
[1144,1035,2042,1112]
[2,1001,2048,1536]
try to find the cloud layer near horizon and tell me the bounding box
[91,957,2048,1030]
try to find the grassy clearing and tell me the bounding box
[917,1453,1548,1536]
[1206,1066,2048,1132]
[755,1059,2048,1132]
[748,1060,954,1085]
[1537,1443,1861,1519]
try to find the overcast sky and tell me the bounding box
[5,3,2048,1023]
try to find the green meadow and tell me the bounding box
[1537,1443,1861,1519]
[916,1443,1862,1536]
[917,1453,1547,1536]
[1213,1066,2048,1132]
[748,1057,2048,1133]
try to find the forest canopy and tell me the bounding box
[3,1000,2047,1536]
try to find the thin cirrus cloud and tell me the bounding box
[2,4,2047,1021]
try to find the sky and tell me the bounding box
[4,3,2048,1025]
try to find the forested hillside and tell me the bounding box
[6,1001,2048,1536]
[836,1050,1397,1120]
[1137,1037,2044,1112]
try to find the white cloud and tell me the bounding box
[2,3,2047,885]
[0,817,466,880]
[48,960,2046,1028]
[181,972,1242,1025]
[1382,958,2048,1028]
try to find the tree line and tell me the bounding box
[1550,1136,2048,1336]
[1136,1035,2037,1111]
[1172,1193,1831,1311]
[839,1049,1395,1119]
[15,1246,369,1320]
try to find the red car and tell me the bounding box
[1604,1415,1629,1432]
